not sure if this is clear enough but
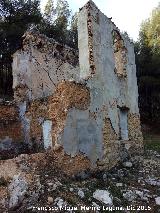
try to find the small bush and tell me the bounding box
[0,177,8,187]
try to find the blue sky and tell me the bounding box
[40,0,160,41]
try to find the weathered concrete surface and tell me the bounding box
[18,101,30,144]
[78,0,143,168]
[9,0,143,170]
[61,109,103,164]
[42,120,53,149]
[12,31,79,101]
[48,81,90,149]
[24,81,90,152]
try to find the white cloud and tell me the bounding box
[40,0,159,40]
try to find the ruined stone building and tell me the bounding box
[0,1,143,170]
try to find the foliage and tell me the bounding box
[0,0,42,96]
[0,0,78,96]
[69,12,78,49]
[44,0,55,23]
[136,4,160,76]
[0,177,8,187]
[53,0,71,44]
[0,0,42,56]
[39,0,77,47]
[135,4,160,122]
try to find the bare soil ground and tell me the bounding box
[0,125,160,213]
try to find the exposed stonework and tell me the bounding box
[13,31,79,101]
[112,30,128,78]
[26,99,48,150]
[0,102,18,121]
[48,81,90,149]
[0,0,143,172]
[78,0,143,168]
[14,84,30,103]
[0,186,8,212]
[128,113,143,153]
[0,151,91,179]
[25,81,90,151]
[100,118,120,170]
[86,2,96,75]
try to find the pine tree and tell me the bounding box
[54,0,71,43]
[0,0,42,96]
[135,3,160,122]
[44,0,55,23]
[69,12,78,48]
[56,0,71,20]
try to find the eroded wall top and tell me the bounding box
[10,1,143,168]
[78,0,139,116]
[12,30,80,101]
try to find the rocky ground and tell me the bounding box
[0,147,160,213]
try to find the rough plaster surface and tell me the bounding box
[22,81,90,152]
[78,0,143,166]
[42,120,52,149]
[12,31,80,101]
[48,81,90,148]
[61,109,103,164]
[19,102,30,144]
[119,109,129,140]
[10,0,143,169]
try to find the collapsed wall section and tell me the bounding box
[12,29,101,166]
[11,31,94,168]
[7,0,143,171]
[26,81,91,151]
[21,81,93,171]
[12,31,80,101]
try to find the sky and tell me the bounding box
[40,0,159,41]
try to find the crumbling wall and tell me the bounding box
[100,118,120,170]
[61,108,103,164]
[12,29,93,165]
[112,30,127,78]
[128,113,143,153]
[48,81,90,149]
[25,81,91,152]
[7,0,143,171]
[26,99,49,150]
[12,31,80,101]
[78,0,143,168]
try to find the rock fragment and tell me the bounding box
[93,190,113,205]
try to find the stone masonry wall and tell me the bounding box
[9,0,143,171]
[26,81,90,151]
[78,0,143,168]
[12,31,79,101]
